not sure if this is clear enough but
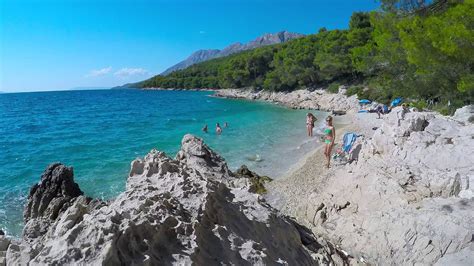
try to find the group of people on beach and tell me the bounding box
[201,113,336,167]
[306,113,335,168]
[202,122,228,135]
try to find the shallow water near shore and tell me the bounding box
[0,89,327,236]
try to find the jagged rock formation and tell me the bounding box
[3,135,347,265]
[268,107,474,265]
[22,163,83,240]
[162,31,304,75]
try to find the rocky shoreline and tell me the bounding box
[213,88,360,114]
[269,107,474,264]
[1,88,472,265]
[142,87,218,92]
[0,135,354,265]
[215,88,474,264]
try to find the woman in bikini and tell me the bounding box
[323,116,335,168]
[306,113,316,137]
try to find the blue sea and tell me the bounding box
[0,89,326,236]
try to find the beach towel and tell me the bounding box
[342,132,357,153]
[359,99,371,104]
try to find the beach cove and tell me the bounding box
[2,0,473,263]
[215,88,474,265]
[0,88,472,264]
[0,89,328,236]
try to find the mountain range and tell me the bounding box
[161,31,304,75]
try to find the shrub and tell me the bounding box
[345,85,364,97]
[436,106,450,116]
[410,100,427,111]
[327,82,340,93]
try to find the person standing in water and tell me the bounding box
[216,123,222,135]
[323,116,335,168]
[202,124,208,133]
[306,113,316,137]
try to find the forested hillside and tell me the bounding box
[138,14,371,91]
[135,0,473,111]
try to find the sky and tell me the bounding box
[0,0,380,93]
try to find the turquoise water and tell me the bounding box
[0,89,326,236]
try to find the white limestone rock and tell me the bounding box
[270,109,474,265]
[7,134,344,265]
[213,88,360,113]
[453,104,474,124]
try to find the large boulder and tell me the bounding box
[22,163,83,241]
[23,163,82,222]
[176,134,232,179]
[7,134,345,265]
[453,105,474,124]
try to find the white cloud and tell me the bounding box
[114,68,148,78]
[86,66,112,77]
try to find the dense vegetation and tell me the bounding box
[138,14,371,91]
[136,0,473,112]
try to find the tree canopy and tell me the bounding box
[135,0,473,111]
[353,0,474,107]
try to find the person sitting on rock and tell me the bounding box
[376,105,390,119]
[400,103,409,119]
[397,103,410,126]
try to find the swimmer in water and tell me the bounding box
[216,123,222,135]
[202,124,208,133]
